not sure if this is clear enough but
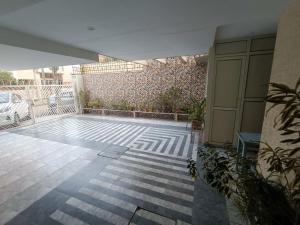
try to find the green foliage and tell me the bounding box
[155,86,183,113]
[188,98,206,122]
[188,147,297,225]
[87,98,104,109]
[178,105,190,114]
[260,144,300,209]
[111,99,134,111]
[79,90,90,108]
[266,79,300,145]
[79,90,104,109]
[188,78,300,225]
[187,158,198,180]
[0,71,16,85]
[198,147,234,198]
[260,77,300,213]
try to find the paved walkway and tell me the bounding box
[0,116,231,225]
[15,116,198,159]
[0,116,199,225]
[0,132,98,224]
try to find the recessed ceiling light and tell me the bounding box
[87,26,95,31]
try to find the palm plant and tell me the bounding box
[189,98,206,121]
[188,98,206,130]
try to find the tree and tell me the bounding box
[0,71,16,85]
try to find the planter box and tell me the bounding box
[136,111,175,120]
[82,108,189,121]
[104,109,133,117]
[83,108,102,114]
[177,113,189,121]
[192,120,203,130]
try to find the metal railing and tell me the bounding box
[72,60,144,75]
[0,84,76,130]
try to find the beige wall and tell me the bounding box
[61,66,73,84]
[11,66,74,84]
[12,69,36,80]
[204,35,275,145]
[260,1,300,150]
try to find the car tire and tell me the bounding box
[14,113,20,126]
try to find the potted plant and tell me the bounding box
[79,90,90,113]
[189,98,206,130]
[87,98,104,114]
[188,145,298,225]
[187,78,300,225]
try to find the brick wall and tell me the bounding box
[82,57,207,109]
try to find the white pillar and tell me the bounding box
[71,74,84,114]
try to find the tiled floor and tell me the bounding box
[14,116,198,159]
[0,116,230,225]
[0,132,97,224]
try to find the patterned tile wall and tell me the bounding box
[83,57,207,109]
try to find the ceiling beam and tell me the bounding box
[0,26,99,62]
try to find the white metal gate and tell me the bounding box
[0,85,76,130]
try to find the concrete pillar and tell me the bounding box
[71,74,84,114]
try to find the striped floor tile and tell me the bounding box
[47,150,193,225]
[50,210,89,225]
[21,117,198,158]
[130,209,176,225]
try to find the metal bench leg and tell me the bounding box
[242,143,246,157]
[236,138,240,154]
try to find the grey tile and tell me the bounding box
[0,116,229,225]
[4,185,52,213]
[131,208,176,225]
[17,189,70,225]
[4,214,38,225]
[192,161,230,225]
[0,207,18,225]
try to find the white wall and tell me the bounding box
[259,0,300,173]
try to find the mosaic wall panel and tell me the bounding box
[83,57,207,109]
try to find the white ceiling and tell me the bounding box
[0,0,294,69]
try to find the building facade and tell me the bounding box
[11,66,74,85]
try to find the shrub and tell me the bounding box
[155,86,183,113]
[87,98,104,108]
[188,79,300,225]
[79,90,90,108]
[111,99,133,110]
[188,98,206,122]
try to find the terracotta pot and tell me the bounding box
[192,120,203,130]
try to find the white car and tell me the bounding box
[0,92,30,126]
[48,90,75,112]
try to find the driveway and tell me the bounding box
[0,116,230,225]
